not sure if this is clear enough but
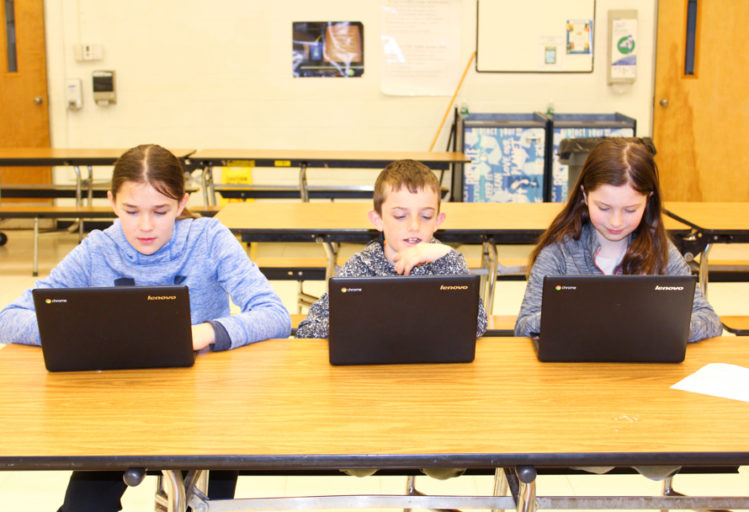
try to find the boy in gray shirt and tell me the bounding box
[296,159,487,339]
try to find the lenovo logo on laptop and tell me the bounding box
[654,285,685,291]
[440,284,469,291]
[147,295,177,301]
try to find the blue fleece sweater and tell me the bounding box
[0,217,291,350]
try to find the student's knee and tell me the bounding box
[420,467,467,480]
[340,468,379,477]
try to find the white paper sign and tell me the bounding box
[611,18,637,80]
[381,0,461,96]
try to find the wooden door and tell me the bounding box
[653,0,749,201]
[0,0,51,201]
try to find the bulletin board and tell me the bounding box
[476,0,596,73]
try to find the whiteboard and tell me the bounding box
[476,0,596,73]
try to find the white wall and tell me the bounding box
[42,0,656,189]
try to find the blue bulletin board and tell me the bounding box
[457,113,549,203]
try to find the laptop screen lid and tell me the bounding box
[537,275,696,363]
[33,285,194,372]
[328,275,480,365]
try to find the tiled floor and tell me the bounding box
[0,226,746,511]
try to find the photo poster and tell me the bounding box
[462,126,546,203]
[566,19,593,54]
[380,0,461,96]
[292,22,364,77]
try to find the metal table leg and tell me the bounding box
[157,470,188,512]
[72,165,82,206]
[480,240,498,312]
[202,166,216,207]
[298,163,309,202]
[698,243,713,297]
[321,239,339,280]
[492,467,509,512]
[32,216,39,277]
[515,466,537,512]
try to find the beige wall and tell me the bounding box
[41,0,656,189]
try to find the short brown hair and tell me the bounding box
[111,144,196,219]
[373,159,441,214]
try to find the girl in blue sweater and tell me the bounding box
[0,144,291,511]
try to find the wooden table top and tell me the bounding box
[216,202,566,232]
[665,201,749,232]
[216,201,689,241]
[190,149,470,169]
[0,148,196,166]
[0,336,746,470]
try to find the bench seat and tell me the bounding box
[0,183,199,200]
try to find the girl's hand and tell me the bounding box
[191,322,216,351]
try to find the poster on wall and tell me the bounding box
[463,127,546,203]
[292,22,364,77]
[566,19,593,54]
[610,17,637,82]
[381,0,461,96]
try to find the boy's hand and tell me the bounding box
[392,242,452,275]
[191,322,216,351]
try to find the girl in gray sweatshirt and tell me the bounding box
[515,138,721,342]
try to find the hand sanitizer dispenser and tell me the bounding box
[65,79,83,110]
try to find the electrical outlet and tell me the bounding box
[73,44,104,62]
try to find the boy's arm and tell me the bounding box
[406,246,488,336]
[294,293,331,339]
[476,297,488,337]
[296,251,374,339]
[392,241,452,275]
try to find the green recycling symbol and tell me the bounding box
[617,35,635,54]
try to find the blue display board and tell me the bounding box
[462,126,546,203]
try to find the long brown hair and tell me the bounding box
[111,144,196,219]
[530,138,668,274]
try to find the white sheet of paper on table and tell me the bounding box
[671,363,749,403]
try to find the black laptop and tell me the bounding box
[32,285,194,372]
[535,275,697,363]
[328,275,480,365]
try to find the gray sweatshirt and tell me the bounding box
[515,223,723,342]
[296,239,488,339]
